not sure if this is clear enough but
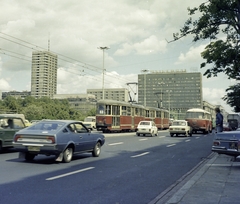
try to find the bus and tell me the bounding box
[96,99,169,133]
[185,108,212,134]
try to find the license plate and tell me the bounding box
[28,146,40,151]
[229,142,237,150]
[175,128,180,130]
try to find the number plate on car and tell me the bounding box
[28,146,40,151]
[229,142,237,150]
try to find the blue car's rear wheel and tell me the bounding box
[63,147,73,163]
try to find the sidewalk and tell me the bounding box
[152,153,240,204]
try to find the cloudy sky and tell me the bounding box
[0,0,235,113]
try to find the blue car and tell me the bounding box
[13,120,105,163]
[212,131,240,158]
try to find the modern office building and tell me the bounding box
[87,88,129,102]
[138,70,202,119]
[31,51,58,98]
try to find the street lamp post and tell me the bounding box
[141,69,149,106]
[98,46,110,100]
[158,82,165,108]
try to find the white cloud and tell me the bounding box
[0,79,12,91]
[0,0,233,113]
[175,44,206,65]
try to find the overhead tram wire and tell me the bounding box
[0,32,101,72]
[0,32,131,85]
[0,32,132,87]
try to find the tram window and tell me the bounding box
[122,106,127,115]
[112,105,120,115]
[98,105,104,115]
[105,105,111,115]
[150,111,155,117]
[135,108,139,116]
[127,107,131,116]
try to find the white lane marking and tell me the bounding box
[196,137,200,139]
[131,152,150,158]
[46,167,95,181]
[167,144,176,147]
[139,138,148,141]
[158,136,166,138]
[185,139,191,142]
[108,142,124,146]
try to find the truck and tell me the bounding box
[82,116,96,130]
[227,113,240,130]
[0,114,26,151]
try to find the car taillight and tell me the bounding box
[169,128,173,130]
[181,128,185,130]
[213,141,220,146]
[14,134,22,142]
[46,136,55,144]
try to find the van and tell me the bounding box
[82,116,96,130]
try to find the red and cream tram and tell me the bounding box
[96,99,169,133]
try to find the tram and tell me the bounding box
[96,99,169,133]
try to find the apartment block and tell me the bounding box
[31,51,58,98]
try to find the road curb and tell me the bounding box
[148,152,217,204]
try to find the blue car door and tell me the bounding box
[73,123,95,151]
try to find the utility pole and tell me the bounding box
[98,46,110,100]
[141,69,149,106]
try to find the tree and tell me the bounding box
[172,0,240,111]
[223,84,240,112]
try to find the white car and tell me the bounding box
[169,120,192,137]
[136,121,158,137]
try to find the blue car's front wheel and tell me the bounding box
[92,142,101,157]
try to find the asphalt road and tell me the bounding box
[0,130,214,204]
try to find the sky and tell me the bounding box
[0,0,235,113]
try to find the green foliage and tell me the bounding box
[0,96,94,121]
[173,0,240,111]
[223,84,240,112]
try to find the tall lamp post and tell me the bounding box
[158,82,165,108]
[98,46,110,100]
[166,90,172,118]
[141,69,149,106]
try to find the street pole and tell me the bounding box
[158,82,165,108]
[141,69,149,106]
[98,46,109,100]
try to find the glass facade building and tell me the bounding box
[138,70,202,119]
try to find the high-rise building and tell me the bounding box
[31,51,58,98]
[138,70,202,119]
